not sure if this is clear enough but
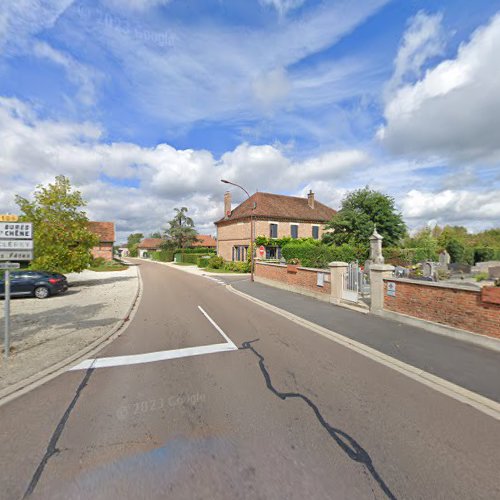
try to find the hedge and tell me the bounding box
[151,250,174,262]
[179,247,216,254]
[281,242,365,269]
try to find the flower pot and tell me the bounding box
[287,264,298,274]
[481,286,500,305]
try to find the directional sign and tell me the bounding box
[0,240,34,250]
[0,215,18,222]
[0,250,33,261]
[0,222,32,239]
[0,262,20,270]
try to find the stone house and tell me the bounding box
[214,191,335,262]
[88,221,115,261]
[138,238,164,258]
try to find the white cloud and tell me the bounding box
[103,0,172,12]
[252,67,291,109]
[0,0,74,54]
[0,96,372,239]
[379,12,500,165]
[401,189,500,230]
[259,0,307,16]
[32,41,101,105]
[387,11,445,95]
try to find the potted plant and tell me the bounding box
[481,278,500,305]
[287,258,300,274]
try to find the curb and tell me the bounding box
[0,266,143,408]
[227,284,500,421]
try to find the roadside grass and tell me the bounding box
[89,260,128,272]
[174,262,196,266]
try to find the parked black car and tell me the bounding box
[0,271,68,299]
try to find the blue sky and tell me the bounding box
[0,0,499,240]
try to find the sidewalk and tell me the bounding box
[231,279,500,403]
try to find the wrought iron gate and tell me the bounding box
[342,262,370,303]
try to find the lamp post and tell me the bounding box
[221,179,255,282]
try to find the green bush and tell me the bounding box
[197,256,211,268]
[223,261,251,273]
[151,250,174,262]
[91,257,106,267]
[207,255,224,269]
[281,241,364,268]
[181,247,216,254]
[473,247,496,264]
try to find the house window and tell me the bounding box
[270,223,278,238]
[291,224,298,239]
[233,245,248,262]
[312,226,319,240]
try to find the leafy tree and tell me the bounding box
[149,231,162,238]
[165,207,198,249]
[15,175,99,273]
[127,233,143,257]
[323,187,407,248]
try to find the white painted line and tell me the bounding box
[70,343,237,370]
[198,305,237,348]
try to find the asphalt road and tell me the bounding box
[0,259,499,499]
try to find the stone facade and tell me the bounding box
[383,278,500,339]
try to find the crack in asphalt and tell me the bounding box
[241,339,397,500]
[23,368,95,498]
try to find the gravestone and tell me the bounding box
[489,266,500,280]
[422,262,436,278]
[438,250,450,268]
[394,266,409,278]
[449,263,471,274]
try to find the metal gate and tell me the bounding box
[342,262,370,303]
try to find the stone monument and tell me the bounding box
[369,225,384,265]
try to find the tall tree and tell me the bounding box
[323,187,407,248]
[15,175,99,273]
[127,233,144,257]
[165,207,198,249]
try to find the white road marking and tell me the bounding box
[70,305,238,370]
[197,305,237,348]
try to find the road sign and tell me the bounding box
[259,245,265,257]
[0,215,18,222]
[0,250,33,261]
[0,262,20,270]
[0,240,34,250]
[0,222,32,239]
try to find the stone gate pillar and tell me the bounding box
[329,261,348,304]
[370,264,395,314]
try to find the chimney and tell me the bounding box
[307,190,315,209]
[224,191,232,218]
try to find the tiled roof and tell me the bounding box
[138,238,164,249]
[88,221,115,243]
[215,192,335,224]
[192,234,217,247]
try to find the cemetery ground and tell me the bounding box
[0,265,139,399]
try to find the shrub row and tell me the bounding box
[179,247,216,254]
[281,242,367,269]
[151,250,175,262]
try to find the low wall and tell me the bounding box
[383,278,500,340]
[255,262,331,301]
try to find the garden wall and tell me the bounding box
[383,278,500,340]
[255,262,331,301]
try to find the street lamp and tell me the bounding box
[221,179,255,282]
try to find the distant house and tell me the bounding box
[138,238,163,258]
[88,221,115,261]
[214,191,335,261]
[191,234,217,249]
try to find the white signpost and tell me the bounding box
[0,220,33,359]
